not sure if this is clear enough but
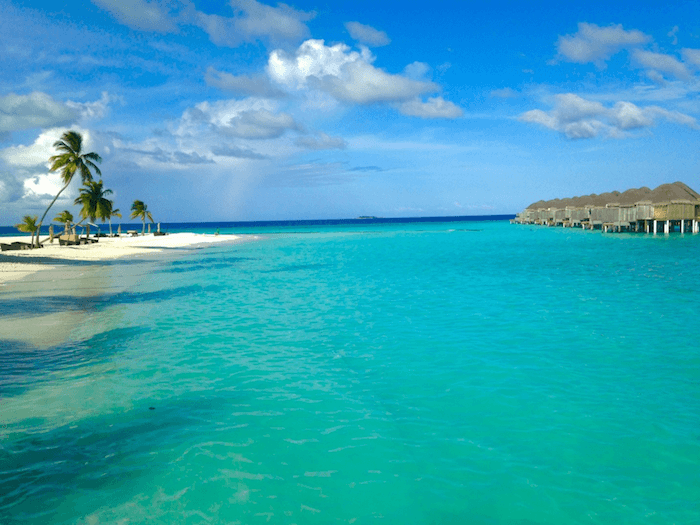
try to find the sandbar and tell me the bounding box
[0,232,243,285]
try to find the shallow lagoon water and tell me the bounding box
[1,220,699,524]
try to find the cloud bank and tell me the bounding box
[520,93,698,139]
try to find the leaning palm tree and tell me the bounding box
[36,131,102,247]
[130,200,153,235]
[74,180,113,239]
[108,207,121,237]
[15,215,39,248]
[53,210,74,235]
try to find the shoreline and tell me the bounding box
[0,232,244,285]
[0,232,253,350]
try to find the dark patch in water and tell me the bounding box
[0,326,150,396]
[0,285,223,318]
[258,263,327,273]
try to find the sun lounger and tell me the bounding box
[1,241,36,251]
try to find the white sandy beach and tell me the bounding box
[0,232,241,284]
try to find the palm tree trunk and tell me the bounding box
[36,181,70,248]
[109,219,113,236]
[142,218,145,235]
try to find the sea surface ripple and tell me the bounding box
[1,221,699,524]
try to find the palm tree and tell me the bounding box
[36,131,102,247]
[15,215,39,247]
[74,180,112,239]
[130,200,153,235]
[108,207,121,237]
[53,210,74,235]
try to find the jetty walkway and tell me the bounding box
[512,182,700,234]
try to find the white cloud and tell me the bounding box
[0,127,99,208]
[403,62,431,80]
[490,87,519,98]
[268,40,438,105]
[317,61,437,104]
[555,22,650,65]
[267,39,367,89]
[610,101,653,129]
[519,93,698,139]
[0,92,76,133]
[632,50,692,80]
[92,0,313,46]
[204,67,286,98]
[398,97,463,119]
[220,109,300,139]
[668,25,679,45]
[191,0,312,47]
[295,132,347,150]
[22,171,66,199]
[345,21,390,47]
[681,48,700,68]
[65,91,120,121]
[1,127,94,168]
[90,0,179,32]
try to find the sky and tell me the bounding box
[1,0,700,224]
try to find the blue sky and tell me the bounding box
[1,0,699,223]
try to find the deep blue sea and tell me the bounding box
[1,218,699,524]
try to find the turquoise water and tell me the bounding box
[2,221,699,524]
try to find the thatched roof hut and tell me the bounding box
[526,182,700,210]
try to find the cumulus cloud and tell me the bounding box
[519,93,698,139]
[0,127,100,209]
[0,127,94,168]
[90,0,180,32]
[65,91,120,121]
[218,109,300,139]
[295,132,347,150]
[205,67,286,98]
[398,97,463,119]
[555,22,650,65]
[0,170,26,203]
[92,0,313,46]
[345,21,390,47]
[403,62,431,80]
[268,39,441,106]
[191,0,313,47]
[632,50,692,80]
[0,92,76,133]
[682,48,700,68]
[174,98,292,139]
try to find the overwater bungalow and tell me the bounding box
[512,182,700,234]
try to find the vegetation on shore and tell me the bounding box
[13,129,156,246]
[130,200,154,235]
[14,215,39,247]
[33,131,102,247]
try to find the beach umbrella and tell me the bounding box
[147,223,151,234]
[157,222,161,233]
[117,224,121,236]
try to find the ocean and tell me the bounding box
[1,218,699,524]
